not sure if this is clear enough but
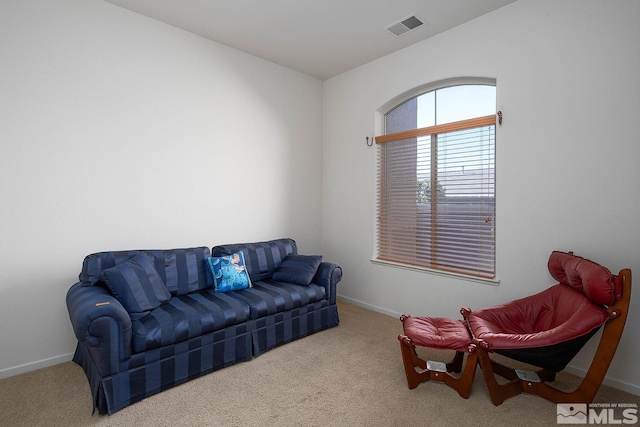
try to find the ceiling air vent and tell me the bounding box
[385,15,424,37]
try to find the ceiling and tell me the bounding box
[104,0,517,80]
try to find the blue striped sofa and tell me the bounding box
[66,238,341,415]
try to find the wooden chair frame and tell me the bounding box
[473,268,632,406]
[398,334,478,398]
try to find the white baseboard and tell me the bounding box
[564,364,640,397]
[337,295,640,397]
[337,295,402,319]
[0,353,74,380]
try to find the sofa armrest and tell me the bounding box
[313,262,342,305]
[66,282,132,375]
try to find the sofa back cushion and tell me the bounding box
[272,254,322,285]
[212,238,297,282]
[79,246,212,296]
[101,253,172,313]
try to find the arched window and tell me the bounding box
[376,80,497,278]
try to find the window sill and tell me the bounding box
[370,258,500,286]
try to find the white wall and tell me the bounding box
[0,0,323,377]
[323,0,640,395]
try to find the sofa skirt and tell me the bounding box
[251,302,339,356]
[74,322,253,415]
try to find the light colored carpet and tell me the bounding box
[0,301,637,426]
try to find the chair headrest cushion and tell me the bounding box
[548,251,622,305]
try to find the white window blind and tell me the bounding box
[376,114,496,278]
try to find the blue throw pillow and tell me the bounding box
[101,253,171,313]
[272,254,322,285]
[205,252,252,292]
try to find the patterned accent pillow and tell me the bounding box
[101,253,171,313]
[272,254,322,285]
[205,252,252,292]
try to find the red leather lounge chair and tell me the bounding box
[465,251,631,405]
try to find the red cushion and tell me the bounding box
[548,251,621,305]
[468,284,609,349]
[403,317,471,351]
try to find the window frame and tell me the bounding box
[373,78,499,283]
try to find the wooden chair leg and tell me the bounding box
[398,335,429,389]
[444,349,478,398]
[398,335,477,398]
[476,346,522,406]
[397,313,438,390]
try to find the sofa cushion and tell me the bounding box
[79,247,213,296]
[212,238,297,282]
[227,279,326,320]
[205,252,252,292]
[102,254,171,313]
[272,254,322,285]
[131,290,251,353]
